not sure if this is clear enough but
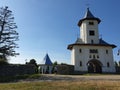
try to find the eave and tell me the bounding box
[78,18,101,26]
[67,43,117,50]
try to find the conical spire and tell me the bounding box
[78,8,101,26]
[84,8,95,18]
[41,53,52,65]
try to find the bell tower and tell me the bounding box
[67,8,116,73]
[78,8,101,44]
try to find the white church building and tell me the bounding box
[67,8,116,73]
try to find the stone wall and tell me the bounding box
[56,65,120,75]
[116,67,120,73]
[56,65,74,75]
[0,64,37,76]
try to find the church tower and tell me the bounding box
[78,8,100,44]
[68,8,116,73]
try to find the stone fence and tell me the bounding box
[56,65,74,75]
[0,64,37,76]
[56,65,120,75]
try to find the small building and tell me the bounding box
[39,53,53,74]
[67,8,116,73]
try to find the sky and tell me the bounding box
[0,0,120,64]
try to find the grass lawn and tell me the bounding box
[0,80,120,90]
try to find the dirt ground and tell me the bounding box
[20,74,120,82]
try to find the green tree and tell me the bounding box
[28,59,38,73]
[61,63,67,65]
[0,6,19,63]
[53,61,58,66]
[28,59,37,65]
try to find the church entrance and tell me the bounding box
[87,59,102,73]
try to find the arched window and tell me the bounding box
[80,61,82,67]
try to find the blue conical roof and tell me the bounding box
[41,53,52,65]
[78,8,101,26]
[84,8,95,18]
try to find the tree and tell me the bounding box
[53,61,58,66]
[61,63,67,65]
[0,6,19,62]
[28,59,37,65]
[27,59,38,73]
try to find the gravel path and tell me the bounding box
[42,74,120,81]
[20,74,120,82]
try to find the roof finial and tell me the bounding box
[85,1,91,17]
[85,0,90,9]
[87,7,89,12]
[86,3,90,9]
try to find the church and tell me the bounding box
[67,8,116,73]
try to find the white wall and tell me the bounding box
[80,20,99,44]
[71,45,115,73]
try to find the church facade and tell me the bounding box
[67,8,116,73]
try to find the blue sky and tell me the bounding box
[0,0,120,64]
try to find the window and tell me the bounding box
[93,55,96,59]
[89,49,98,53]
[89,55,91,58]
[106,50,108,54]
[80,61,82,66]
[89,30,95,36]
[89,22,94,25]
[79,49,82,53]
[91,40,94,44]
[107,62,110,67]
[97,55,99,58]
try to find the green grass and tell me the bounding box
[0,81,120,90]
[0,74,41,82]
[0,73,119,83]
[0,74,120,90]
